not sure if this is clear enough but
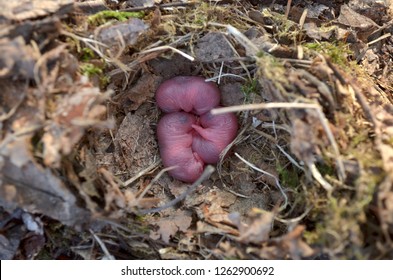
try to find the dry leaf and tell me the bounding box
[152,210,192,243]
[230,210,274,244]
[260,225,315,259]
[43,86,108,167]
[97,18,148,48]
[195,32,235,62]
[114,73,162,112]
[0,37,39,79]
[337,4,378,41]
[0,157,90,227]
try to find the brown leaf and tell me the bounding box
[115,73,162,112]
[195,32,235,62]
[260,225,315,259]
[0,209,27,260]
[97,18,148,48]
[230,210,274,244]
[43,86,108,167]
[189,187,238,235]
[337,4,378,41]
[0,157,90,227]
[348,0,388,25]
[303,22,335,41]
[0,37,39,79]
[152,210,192,243]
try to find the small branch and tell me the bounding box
[285,0,292,19]
[122,159,161,187]
[135,165,178,204]
[138,165,215,214]
[90,229,115,260]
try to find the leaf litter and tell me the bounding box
[0,0,393,260]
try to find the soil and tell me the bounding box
[1,0,393,260]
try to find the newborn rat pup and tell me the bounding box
[156,76,238,182]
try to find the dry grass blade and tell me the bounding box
[212,102,346,184]
[235,152,288,210]
[122,159,161,187]
[139,46,195,61]
[275,144,304,171]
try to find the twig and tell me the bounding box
[211,102,319,114]
[226,24,259,56]
[90,229,115,260]
[298,8,308,29]
[138,165,215,214]
[135,165,178,204]
[218,61,224,84]
[208,22,260,57]
[261,122,291,133]
[285,0,293,19]
[0,95,25,122]
[235,152,288,210]
[367,33,391,47]
[122,159,161,187]
[109,34,193,77]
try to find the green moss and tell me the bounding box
[88,10,145,26]
[80,63,103,76]
[81,47,95,61]
[318,161,336,177]
[304,41,353,67]
[79,63,110,87]
[277,164,300,189]
[241,79,258,103]
[256,53,287,88]
[350,131,369,148]
[99,75,111,88]
[260,8,301,42]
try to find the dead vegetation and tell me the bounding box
[1,0,393,260]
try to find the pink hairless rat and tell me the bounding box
[156,76,238,182]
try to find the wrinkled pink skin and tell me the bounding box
[156,76,221,115]
[191,110,238,164]
[156,76,238,182]
[157,112,204,183]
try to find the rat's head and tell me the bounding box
[156,76,220,115]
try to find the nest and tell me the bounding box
[1,0,393,260]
